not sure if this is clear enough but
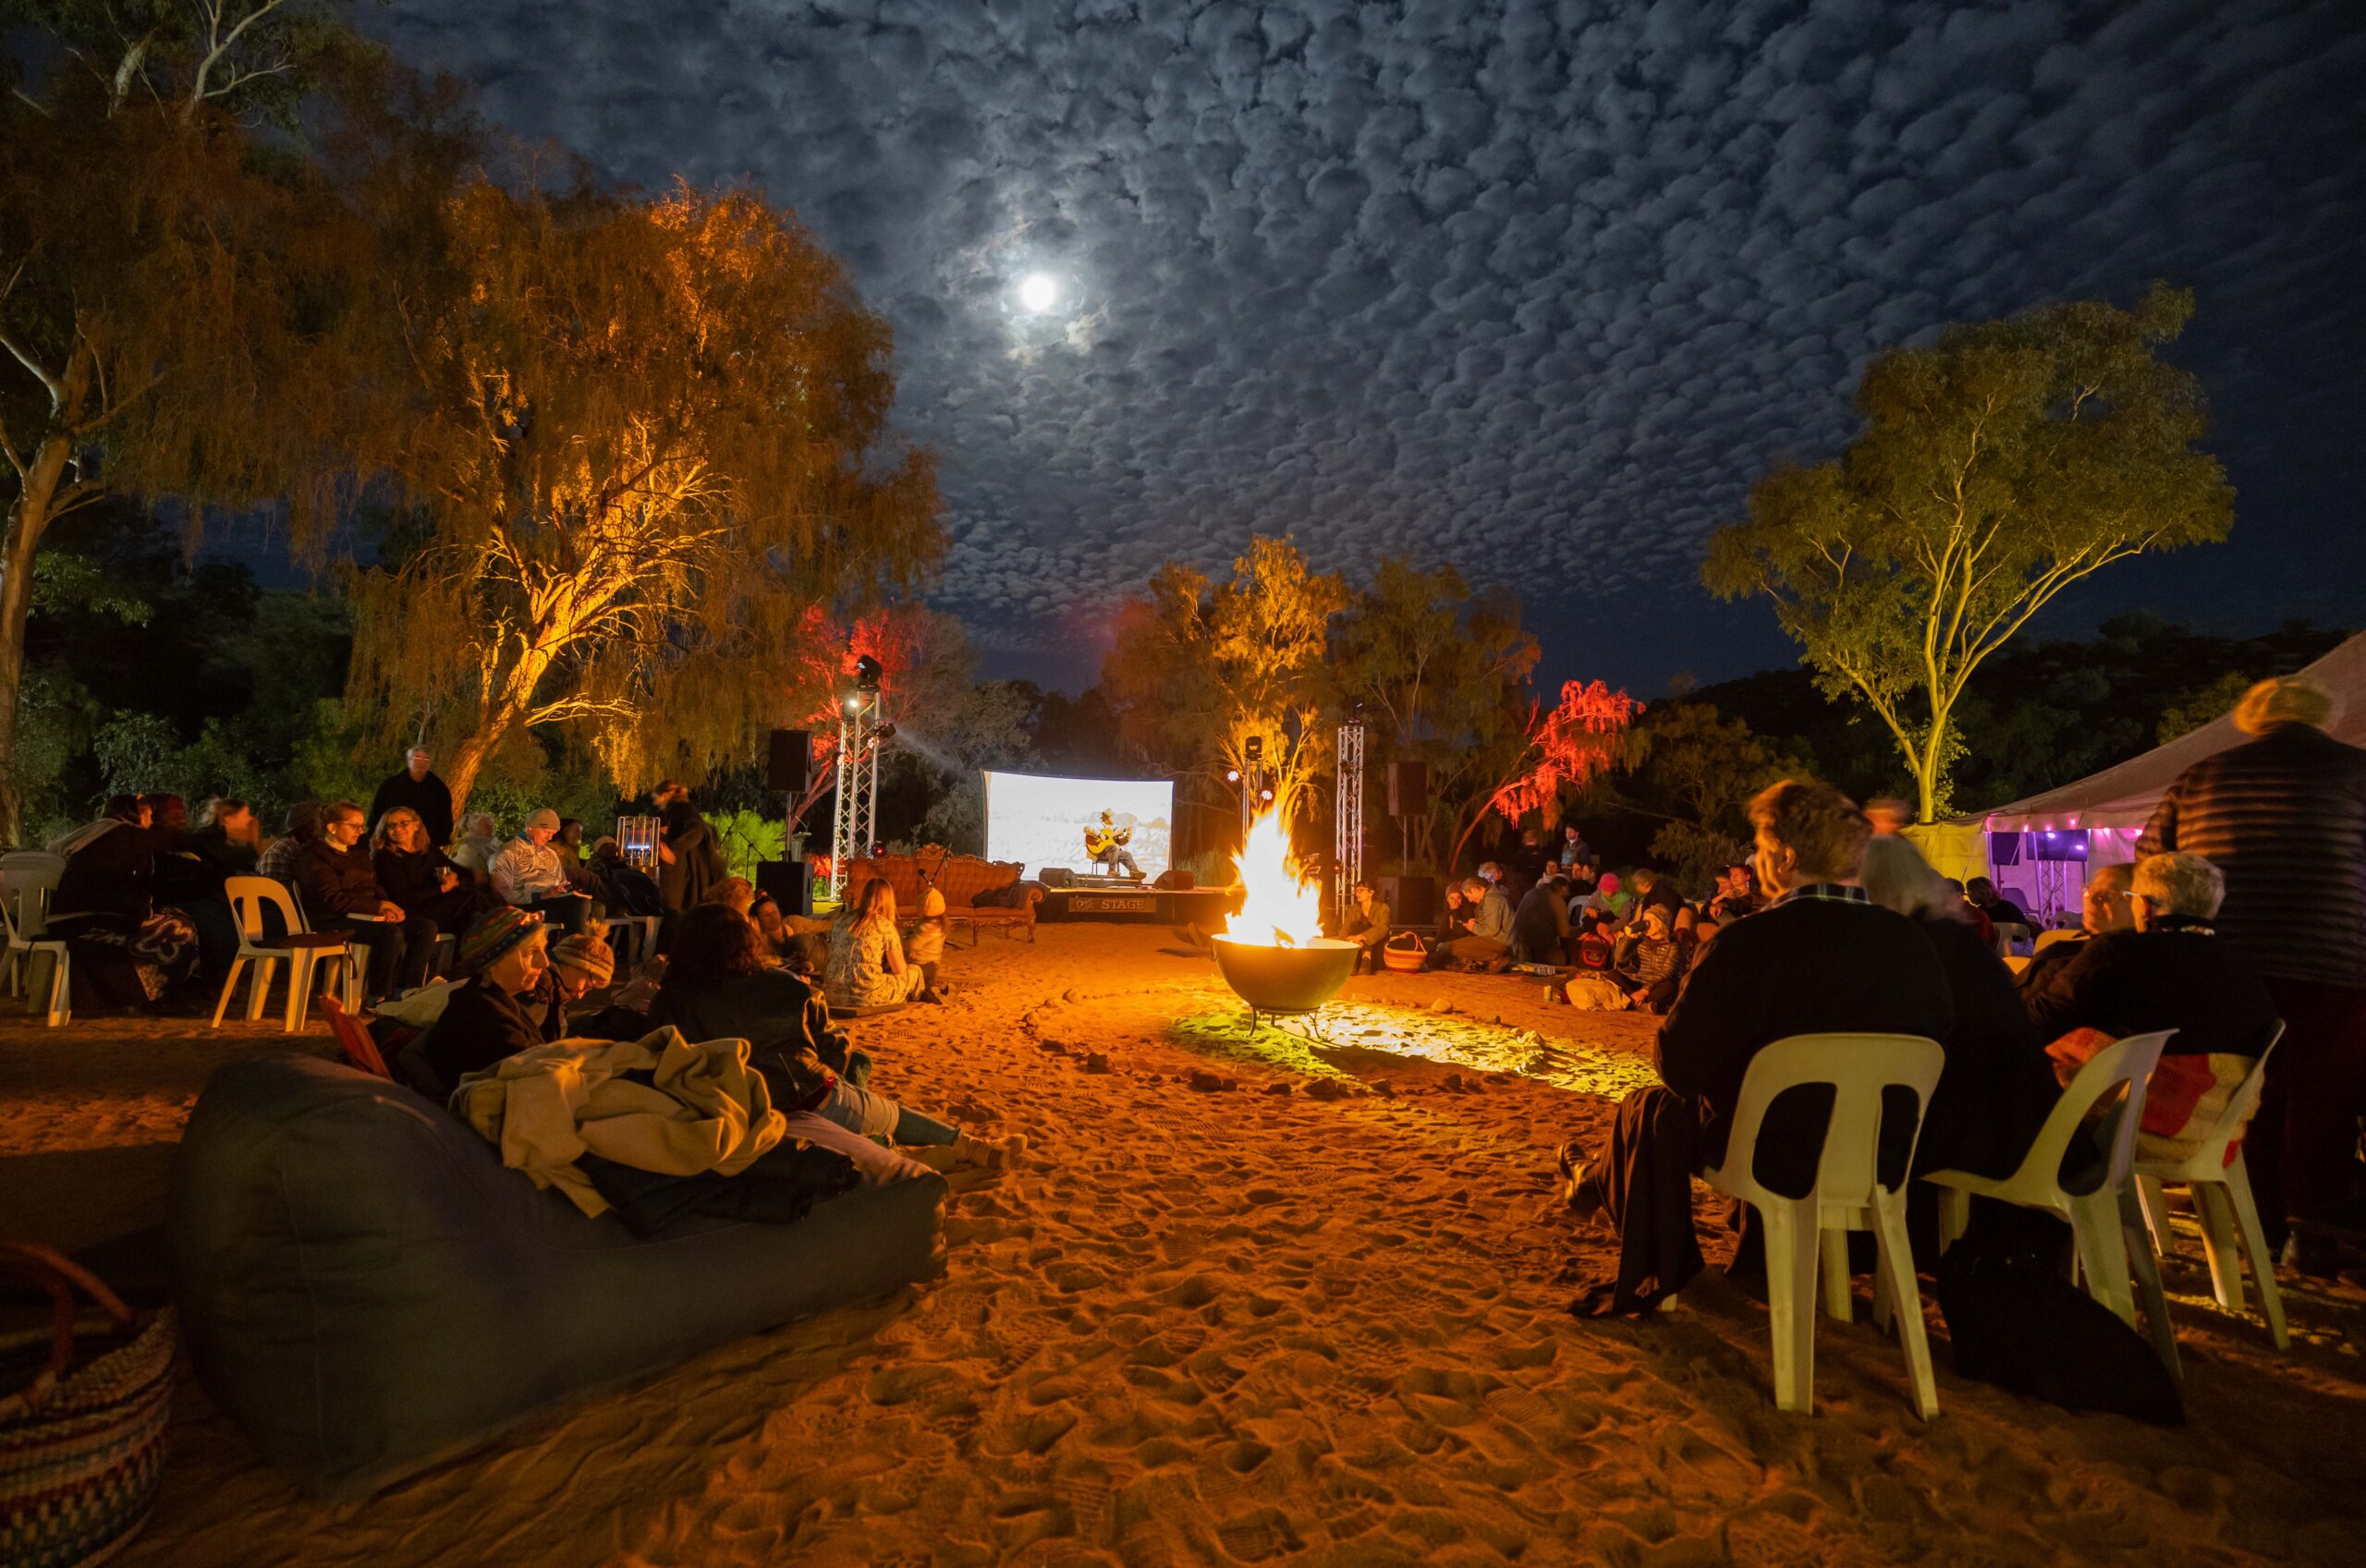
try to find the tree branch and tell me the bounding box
[0,323,65,410]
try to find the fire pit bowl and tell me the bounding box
[1212,936,1360,1015]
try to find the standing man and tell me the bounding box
[370,747,455,848]
[653,780,726,917]
[1559,824,1599,879]
[2140,675,2366,1272]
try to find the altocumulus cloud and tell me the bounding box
[375,0,2366,688]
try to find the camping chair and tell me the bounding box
[212,876,360,1033]
[1926,1030,2177,1374]
[0,867,70,1026]
[2132,1022,2288,1349]
[1700,1033,1948,1418]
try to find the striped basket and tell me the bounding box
[0,1244,176,1568]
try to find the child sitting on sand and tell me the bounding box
[907,888,950,993]
[1614,902,1689,1015]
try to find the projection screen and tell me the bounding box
[983,771,1175,878]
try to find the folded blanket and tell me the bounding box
[455,1027,789,1217]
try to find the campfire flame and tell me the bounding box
[1222,806,1324,947]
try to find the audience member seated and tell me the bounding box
[1626,868,1695,938]
[2017,864,2135,993]
[48,793,144,856]
[149,794,246,985]
[1944,878,1996,950]
[1967,876,2031,935]
[447,812,501,885]
[544,931,654,1040]
[401,908,556,1099]
[1706,862,1763,926]
[555,818,615,906]
[257,802,324,885]
[294,801,440,1004]
[1613,901,1689,1015]
[46,809,202,1010]
[2022,851,2279,1163]
[826,880,939,1006]
[648,904,867,1081]
[1861,835,2057,1179]
[372,807,496,935]
[590,835,665,918]
[1579,872,1632,932]
[907,888,952,991]
[1559,824,1599,878]
[1435,881,1470,943]
[1341,878,1394,974]
[751,891,830,975]
[1433,876,1512,970]
[489,808,599,934]
[368,746,455,848]
[1507,873,1570,967]
[716,876,757,917]
[187,797,262,877]
[1556,779,1954,1315]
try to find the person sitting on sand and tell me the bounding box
[649,903,870,1086]
[1555,779,1953,1315]
[1433,876,1512,970]
[1340,878,1394,973]
[1507,873,1571,967]
[907,888,952,991]
[825,879,940,1007]
[1579,872,1631,933]
[1613,901,1689,1015]
[1705,863,1762,926]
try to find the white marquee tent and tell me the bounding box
[1979,628,2366,834]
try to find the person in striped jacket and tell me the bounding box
[2140,675,2366,1273]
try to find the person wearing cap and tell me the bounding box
[2140,673,2366,1271]
[490,808,600,935]
[413,907,556,1094]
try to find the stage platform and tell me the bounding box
[1034,881,1242,926]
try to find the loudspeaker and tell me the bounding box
[1153,869,1196,891]
[755,859,812,918]
[1387,760,1429,819]
[1040,867,1075,889]
[766,729,811,793]
[1381,873,1437,927]
[1988,832,2022,866]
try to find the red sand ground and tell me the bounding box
[5,923,2365,1566]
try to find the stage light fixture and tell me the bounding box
[1260,787,1275,803]
[1225,768,1242,784]
[1245,736,1263,764]
[853,653,884,692]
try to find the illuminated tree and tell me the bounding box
[343,178,940,813]
[1705,284,2234,821]
[1103,537,1347,828]
[0,2,364,840]
[1447,678,1640,871]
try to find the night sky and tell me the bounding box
[372,1,2366,697]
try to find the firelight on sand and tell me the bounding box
[1222,807,1323,945]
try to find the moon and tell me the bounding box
[1018,272,1060,314]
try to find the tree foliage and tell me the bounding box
[342,175,941,813]
[1449,679,1640,872]
[1704,283,2235,820]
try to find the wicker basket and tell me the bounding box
[1382,931,1430,973]
[0,1244,176,1568]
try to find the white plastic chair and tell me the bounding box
[0,866,70,1026]
[212,876,360,1033]
[1926,1030,2177,1367]
[1700,1033,1947,1419]
[0,851,65,1000]
[2133,1022,2288,1349]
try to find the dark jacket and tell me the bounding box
[420,975,559,1089]
[1507,884,1568,963]
[370,769,456,849]
[53,824,180,922]
[1914,915,2058,1179]
[2139,723,2366,987]
[646,967,854,1085]
[2021,920,2278,1060]
[1656,891,1955,1187]
[656,800,726,913]
[292,838,391,925]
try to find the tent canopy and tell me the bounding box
[1977,630,2366,833]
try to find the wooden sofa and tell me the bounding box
[845,849,1043,944]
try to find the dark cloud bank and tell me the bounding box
[377,0,2366,694]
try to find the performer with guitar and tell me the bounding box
[1083,809,1143,879]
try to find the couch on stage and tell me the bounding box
[845,848,1043,942]
[167,1053,946,1499]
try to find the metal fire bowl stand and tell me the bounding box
[1212,935,1360,1039]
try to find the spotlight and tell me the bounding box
[1260,787,1274,804]
[1225,768,1242,784]
[853,653,884,692]
[844,697,861,713]
[872,723,897,744]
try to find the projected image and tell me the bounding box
[984,772,1174,879]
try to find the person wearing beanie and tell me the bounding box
[906,886,952,994]
[490,807,603,935]
[411,908,556,1095]
[543,931,652,1042]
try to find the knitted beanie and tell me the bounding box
[922,889,947,918]
[549,934,616,988]
[458,906,543,973]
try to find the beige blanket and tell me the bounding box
[455,1027,788,1217]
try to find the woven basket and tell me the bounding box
[0,1244,176,1568]
[1382,931,1430,973]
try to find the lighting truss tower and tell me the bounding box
[829,690,884,901]
[1334,719,1366,917]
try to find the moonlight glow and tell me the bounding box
[1017,272,1059,314]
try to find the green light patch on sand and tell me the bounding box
[1168,1002,1663,1100]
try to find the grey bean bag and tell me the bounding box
[167,1053,946,1498]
